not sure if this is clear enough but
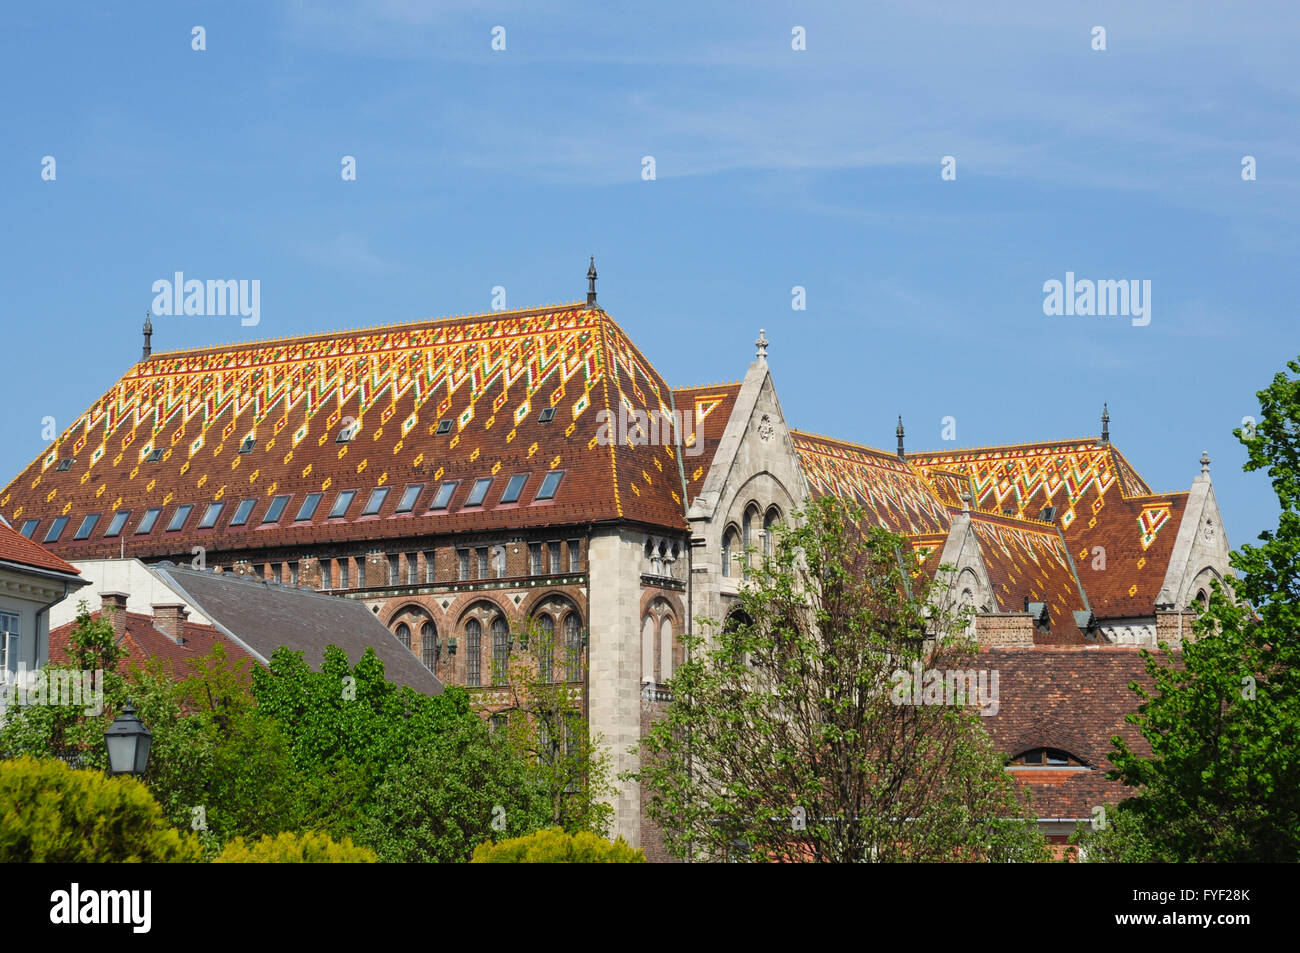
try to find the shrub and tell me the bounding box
[0,755,200,862]
[471,827,646,863]
[214,830,377,863]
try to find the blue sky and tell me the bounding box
[3,1,1297,546]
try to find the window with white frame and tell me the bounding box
[1,612,20,680]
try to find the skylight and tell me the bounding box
[296,493,323,521]
[361,487,389,516]
[465,478,492,507]
[104,511,130,538]
[73,514,99,540]
[535,471,564,500]
[198,502,224,529]
[229,498,256,526]
[166,504,193,531]
[430,481,457,510]
[43,516,69,543]
[136,507,163,534]
[328,490,356,519]
[262,495,290,524]
[500,473,528,504]
[395,484,424,513]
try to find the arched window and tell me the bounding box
[742,508,754,575]
[465,618,482,687]
[421,621,437,670]
[641,616,656,683]
[763,508,779,559]
[537,614,555,683]
[1010,748,1084,767]
[659,616,674,681]
[491,616,510,685]
[395,623,410,650]
[564,613,582,682]
[722,527,737,578]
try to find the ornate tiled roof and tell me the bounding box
[792,432,952,536]
[908,440,1185,618]
[1,305,689,563]
[968,514,1084,637]
[674,383,742,501]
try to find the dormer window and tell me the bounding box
[146,448,165,463]
[435,419,452,436]
[56,458,75,472]
[538,407,556,424]
[239,437,256,454]
[1011,748,1083,767]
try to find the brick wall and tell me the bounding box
[975,612,1036,647]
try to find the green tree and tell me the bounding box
[1077,358,1300,862]
[214,830,377,863]
[362,714,546,862]
[494,617,616,837]
[470,827,645,863]
[0,755,200,862]
[635,496,1046,862]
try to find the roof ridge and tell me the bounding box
[146,301,589,360]
[907,436,1105,457]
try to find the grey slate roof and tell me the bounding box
[149,563,442,696]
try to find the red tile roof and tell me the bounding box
[1,306,692,564]
[48,609,250,677]
[968,514,1087,641]
[980,645,1160,818]
[0,519,81,576]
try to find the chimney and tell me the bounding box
[152,603,189,643]
[99,592,129,642]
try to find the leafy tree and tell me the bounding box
[470,827,645,863]
[362,714,547,862]
[635,496,1046,862]
[0,755,201,862]
[1077,358,1300,862]
[252,644,469,809]
[214,830,376,863]
[494,617,616,837]
[0,601,130,769]
[133,646,307,857]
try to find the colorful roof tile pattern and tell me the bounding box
[792,433,952,536]
[909,440,1187,618]
[969,515,1085,639]
[674,384,742,501]
[1,306,688,563]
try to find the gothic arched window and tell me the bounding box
[421,621,437,670]
[491,616,510,685]
[395,623,410,650]
[465,619,482,687]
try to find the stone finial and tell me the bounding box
[142,312,153,361]
[585,256,598,309]
[1101,403,1110,444]
[896,415,905,460]
[755,328,769,361]
[959,490,972,515]
[1200,449,1211,475]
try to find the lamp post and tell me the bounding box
[104,702,152,777]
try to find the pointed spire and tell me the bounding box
[1100,403,1110,444]
[585,256,598,309]
[1200,449,1211,476]
[755,328,769,362]
[896,415,905,460]
[142,311,153,361]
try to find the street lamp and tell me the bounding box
[105,702,152,777]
